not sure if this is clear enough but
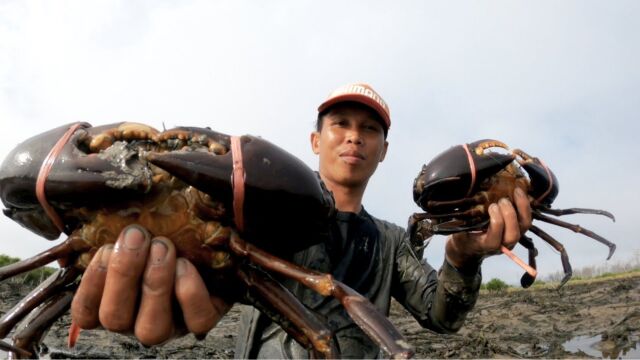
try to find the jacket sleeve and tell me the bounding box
[391,231,482,333]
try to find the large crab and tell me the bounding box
[0,122,414,359]
[408,139,616,288]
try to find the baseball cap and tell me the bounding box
[318,83,391,130]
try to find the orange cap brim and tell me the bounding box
[318,94,391,130]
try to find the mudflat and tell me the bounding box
[1,273,638,358]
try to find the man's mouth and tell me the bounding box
[339,150,365,164]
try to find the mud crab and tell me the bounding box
[408,139,616,288]
[0,122,414,359]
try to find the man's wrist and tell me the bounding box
[444,255,482,277]
[445,235,483,274]
[439,259,482,295]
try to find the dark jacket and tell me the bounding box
[235,209,482,358]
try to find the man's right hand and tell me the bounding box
[70,225,232,346]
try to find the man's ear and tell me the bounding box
[379,140,389,162]
[310,131,320,155]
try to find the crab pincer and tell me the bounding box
[0,122,413,358]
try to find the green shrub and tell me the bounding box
[483,278,510,292]
[531,279,546,287]
[0,254,21,267]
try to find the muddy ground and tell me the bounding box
[1,273,638,359]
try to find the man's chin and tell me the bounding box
[336,172,372,188]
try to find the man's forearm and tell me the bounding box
[428,260,482,333]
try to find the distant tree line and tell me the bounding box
[542,250,640,282]
[482,251,640,290]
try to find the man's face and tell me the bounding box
[310,103,388,189]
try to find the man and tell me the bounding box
[71,83,531,357]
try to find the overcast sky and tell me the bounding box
[0,1,638,285]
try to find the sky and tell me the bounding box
[0,0,638,285]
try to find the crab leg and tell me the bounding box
[422,193,490,215]
[0,267,79,338]
[409,215,538,279]
[532,210,616,260]
[425,219,489,234]
[0,340,31,358]
[0,237,83,281]
[237,266,339,358]
[528,225,573,287]
[9,289,75,359]
[229,234,414,359]
[407,213,434,255]
[538,207,615,222]
[516,236,538,288]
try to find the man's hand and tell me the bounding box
[445,187,532,270]
[70,225,232,346]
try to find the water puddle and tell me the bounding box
[563,334,640,359]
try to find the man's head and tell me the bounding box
[311,83,390,191]
[316,83,391,139]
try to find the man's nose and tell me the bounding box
[345,129,363,145]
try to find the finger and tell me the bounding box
[71,245,113,329]
[175,258,227,336]
[134,237,177,346]
[514,187,533,233]
[202,295,233,340]
[99,225,151,332]
[498,197,520,249]
[484,203,505,252]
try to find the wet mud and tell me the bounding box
[395,273,639,359]
[1,273,638,359]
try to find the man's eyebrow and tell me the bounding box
[327,112,351,121]
[328,109,348,116]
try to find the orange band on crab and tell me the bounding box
[462,143,476,198]
[501,246,537,277]
[35,122,84,234]
[231,136,246,232]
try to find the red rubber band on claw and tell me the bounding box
[35,122,84,234]
[230,136,246,232]
[462,144,477,198]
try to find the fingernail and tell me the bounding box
[515,187,525,198]
[499,197,511,206]
[176,258,187,277]
[489,203,499,214]
[123,226,147,250]
[150,240,168,264]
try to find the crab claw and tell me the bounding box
[1,122,92,239]
[414,139,515,207]
[0,122,159,239]
[147,135,335,254]
[512,149,559,206]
